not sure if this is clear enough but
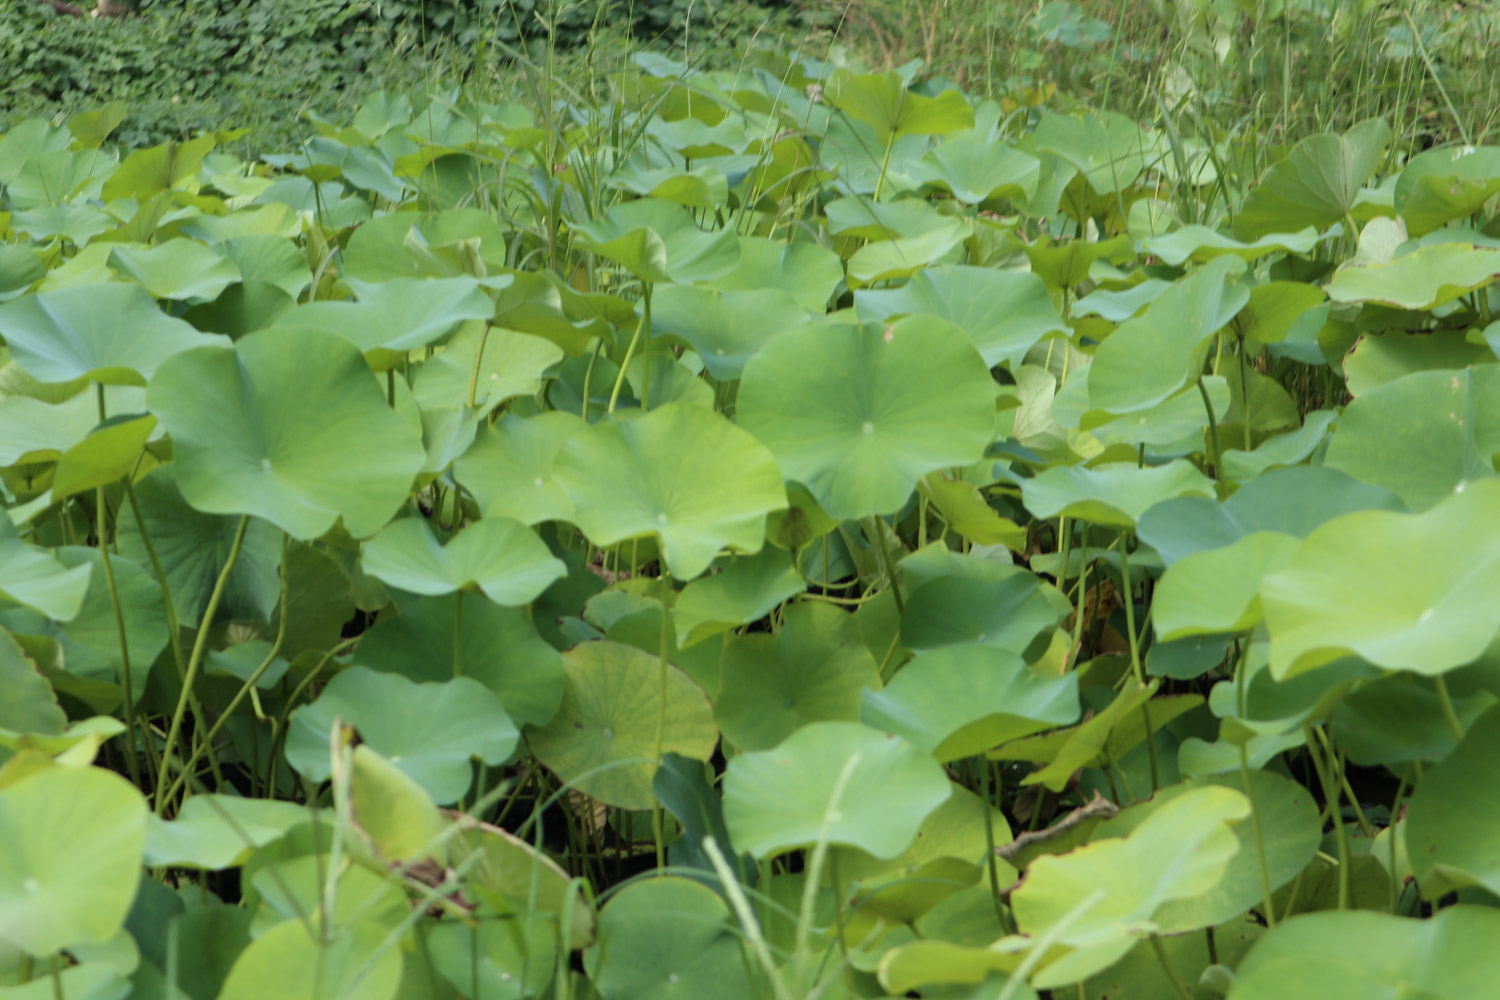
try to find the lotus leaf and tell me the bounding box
[146,326,426,539]
[360,516,564,605]
[723,720,951,859]
[737,317,994,520]
[285,666,518,804]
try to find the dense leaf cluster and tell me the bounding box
[5,46,1500,1000]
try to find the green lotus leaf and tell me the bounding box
[1332,673,1494,766]
[553,401,786,580]
[447,818,597,949]
[0,548,166,706]
[1073,278,1172,321]
[0,508,93,622]
[340,207,509,281]
[1022,460,1216,528]
[1323,366,1500,511]
[737,317,994,520]
[1228,906,1500,1000]
[410,322,563,414]
[0,628,65,738]
[707,235,843,312]
[102,134,216,202]
[900,572,1068,656]
[348,743,449,864]
[1221,410,1337,481]
[9,204,115,246]
[49,414,157,502]
[1055,375,1230,451]
[917,473,1027,549]
[1349,330,1495,397]
[1261,477,1500,679]
[0,284,228,386]
[643,116,749,158]
[360,516,564,605]
[908,135,1040,204]
[1094,772,1319,932]
[826,197,950,241]
[1233,118,1392,239]
[146,326,426,540]
[0,244,45,303]
[1325,243,1500,310]
[108,241,241,302]
[1237,280,1328,345]
[672,546,805,649]
[1007,786,1249,988]
[425,914,556,999]
[222,233,313,298]
[1020,233,1136,291]
[585,877,757,1000]
[861,645,1078,761]
[992,679,1203,792]
[0,386,152,467]
[607,161,729,209]
[1395,144,1500,236]
[571,198,740,284]
[116,464,283,624]
[1405,704,1500,895]
[526,641,718,810]
[715,601,880,751]
[272,277,497,368]
[825,70,975,141]
[835,783,1016,922]
[0,765,147,956]
[1153,532,1303,640]
[218,919,400,1000]
[723,720,952,859]
[357,592,563,727]
[1035,111,1152,195]
[452,411,580,525]
[1142,226,1320,266]
[285,666,518,804]
[144,795,310,870]
[846,218,970,287]
[1087,255,1248,414]
[649,284,810,380]
[855,265,1068,370]
[878,941,1029,996]
[1138,465,1404,565]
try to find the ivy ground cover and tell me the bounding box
[4,55,1500,1000]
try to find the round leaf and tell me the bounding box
[737,318,995,520]
[0,765,147,955]
[553,401,787,580]
[286,667,518,804]
[722,720,952,859]
[526,641,718,810]
[360,517,565,605]
[147,326,426,540]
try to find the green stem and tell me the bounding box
[639,284,654,411]
[123,478,222,791]
[1149,934,1192,1000]
[979,758,1015,935]
[1305,724,1350,910]
[1197,376,1226,497]
[866,515,904,615]
[580,337,604,422]
[1435,674,1465,742]
[1118,531,1158,794]
[454,589,465,678]
[1228,638,1277,928]
[652,569,672,871]
[162,532,290,805]
[607,297,649,414]
[465,323,493,410]
[154,515,250,814]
